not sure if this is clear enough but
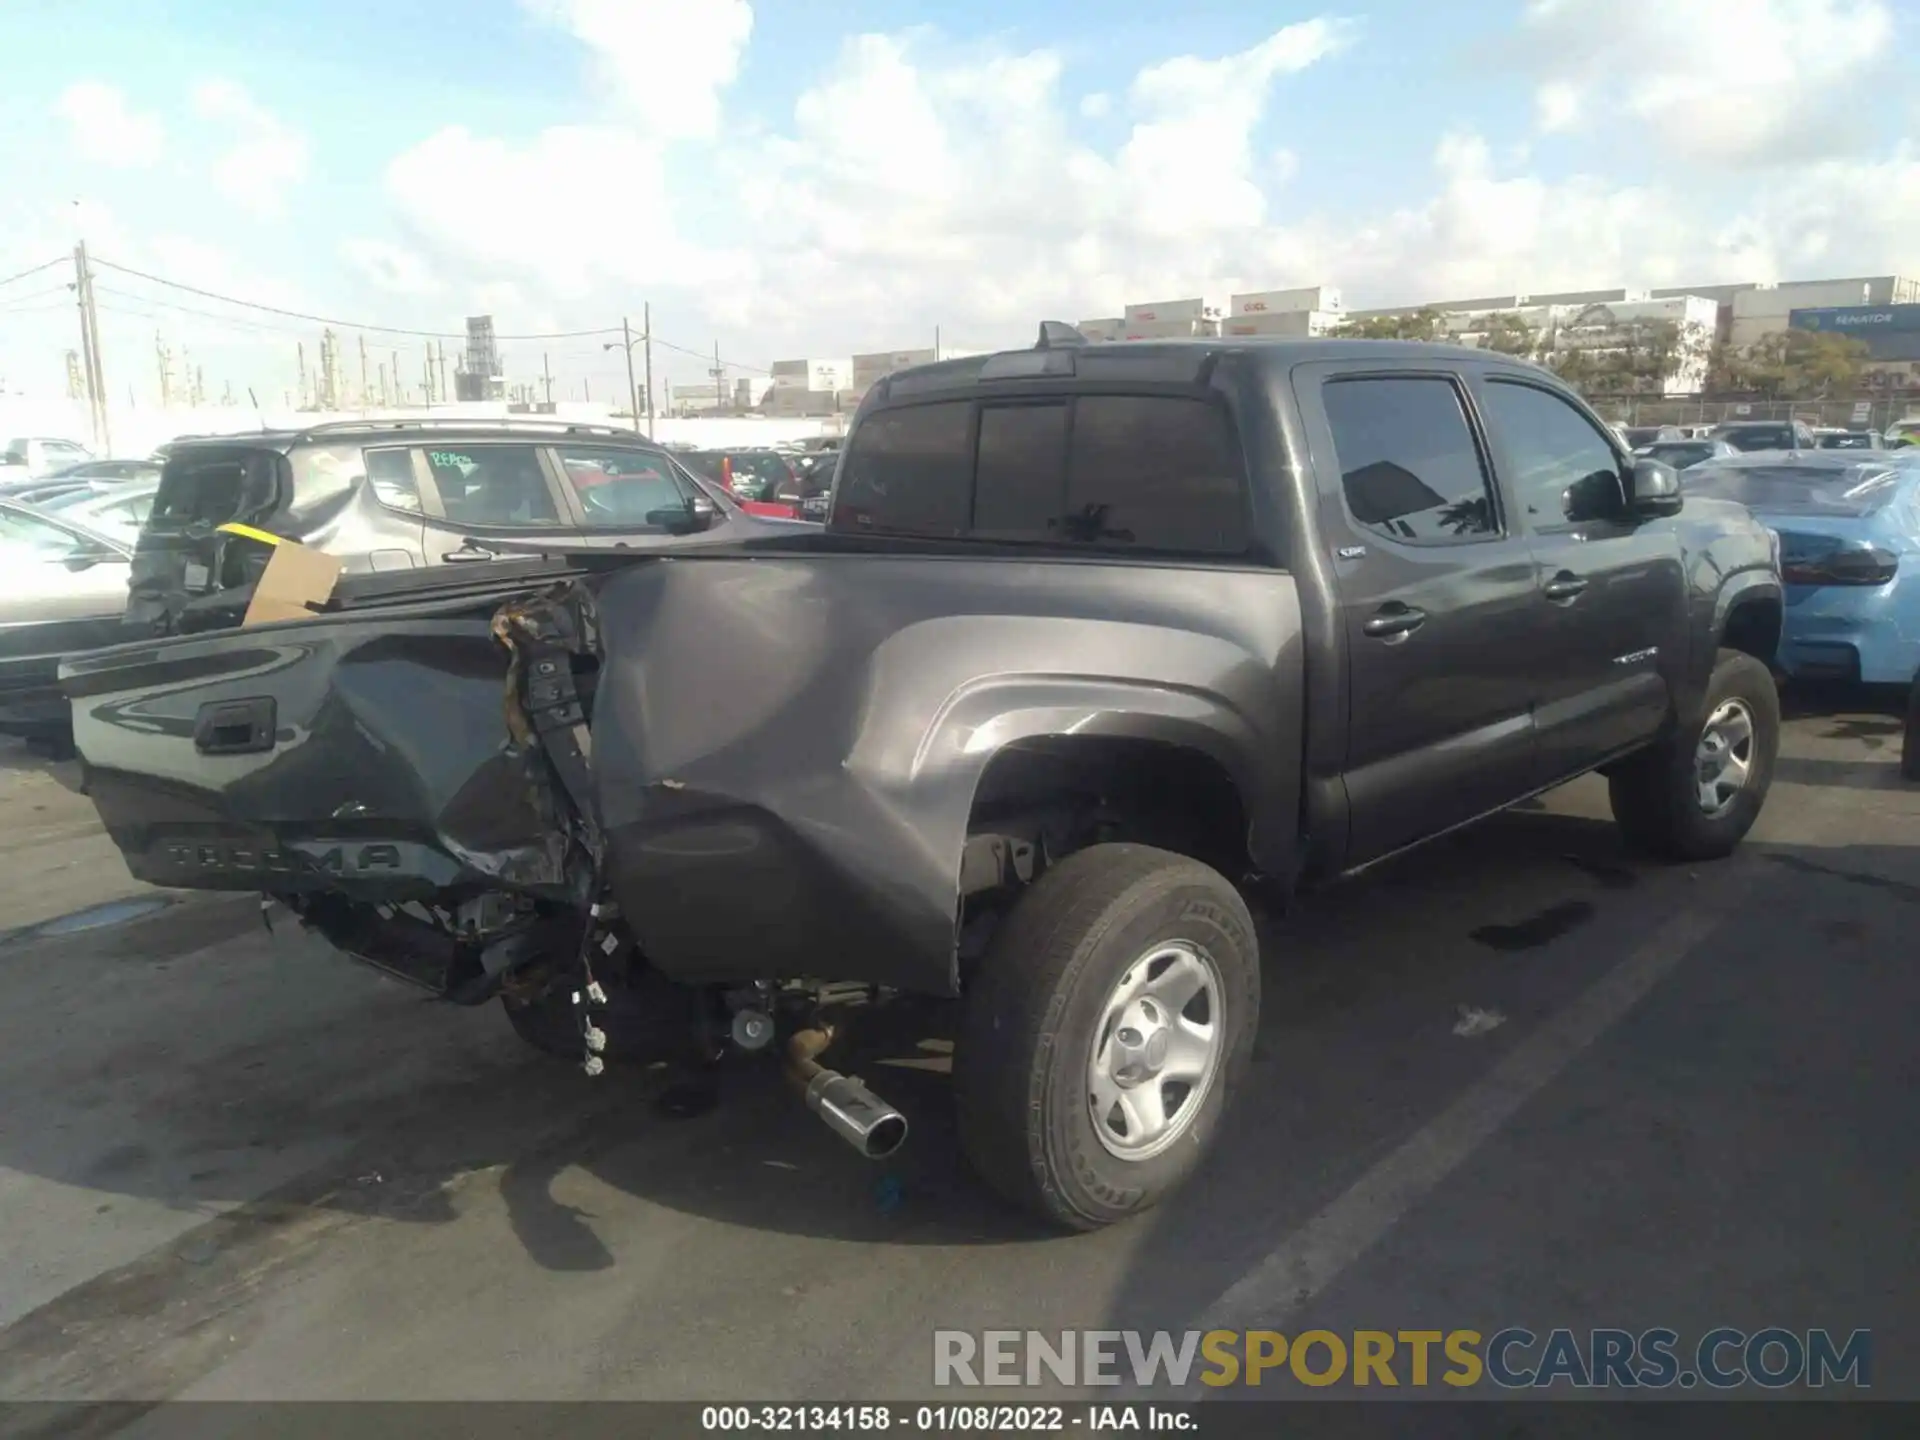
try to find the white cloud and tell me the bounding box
[342,239,444,297]
[1519,0,1894,163]
[521,0,753,140]
[1534,80,1580,133]
[56,82,164,167]
[192,81,310,217]
[1079,92,1112,119]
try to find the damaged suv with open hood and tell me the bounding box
[62,327,1784,1230]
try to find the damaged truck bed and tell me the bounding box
[62,329,1784,1230]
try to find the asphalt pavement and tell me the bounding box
[0,692,1914,1408]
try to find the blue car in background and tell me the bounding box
[1683,451,1920,684]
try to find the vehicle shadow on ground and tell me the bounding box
[496,803,1659,1256]
[0,736,86,792]
[0,794,1670,1295]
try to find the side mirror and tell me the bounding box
[645,495,718,533]
[1629,457,1684,519]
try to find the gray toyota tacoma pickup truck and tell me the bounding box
[60,329,1784,1231]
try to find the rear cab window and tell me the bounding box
[833,393,1251,554]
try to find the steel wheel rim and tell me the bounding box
[1695,698,1756,817]
[1086,941,1225,1162]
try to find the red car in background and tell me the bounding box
[680,449,827,521]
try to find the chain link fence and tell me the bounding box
[1587,394,1920,433]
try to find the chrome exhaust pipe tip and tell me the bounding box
[806,1069,909,1159]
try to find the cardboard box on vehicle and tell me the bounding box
[241,538,343,627]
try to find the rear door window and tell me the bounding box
[423,444,560,526]
[1322,376,1498,543]
[556,446,694,526]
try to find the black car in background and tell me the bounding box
[1635,438,1738,470]
[1710,418,1819,452]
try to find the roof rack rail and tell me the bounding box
[1035,320,1087,351]
[295,416,642,440]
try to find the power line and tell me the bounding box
[96,286,432,349]
[0,257,66,291]
[92,256,621,341]
[88,253,776,379]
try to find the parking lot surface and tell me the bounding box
[0,693,1914,1403]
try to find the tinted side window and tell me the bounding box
[424,444,559,526]
[973,403,1068,536]
[365,448,421,512]
[557,445,690,527]
[1067,397,1249,552]
[835,402,972,535]
[1323,377,1497,543]
[1480,381,1625,528]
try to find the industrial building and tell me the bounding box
[1789,304,1920,390]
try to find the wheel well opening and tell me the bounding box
[963,736,1253,885]
[1722,597,1783,668]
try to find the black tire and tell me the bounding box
[1610,648,1780,861]
[501,989,587,1061]
[953,843,1259,1232]
[501,968,694,1067]
[1902,670,1920,783]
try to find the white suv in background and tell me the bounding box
[0,437,95,479]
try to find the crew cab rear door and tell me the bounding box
[1292,360,1549,866]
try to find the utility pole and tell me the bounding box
[620,316,639,428]
[391,350,400,407]
[297,343,308,409]
[935,325,941,361]
[542,351,553,405]
[436,342,449,403]
[643,302,654,438]
[72,241,110,452]
[156,332,174,408]
[359,334,370,411]
[710,340,725,416]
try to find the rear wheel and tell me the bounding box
[1610,648,1780,861]
[953,843,1260,1232]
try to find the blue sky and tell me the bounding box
[1,0,1914,405]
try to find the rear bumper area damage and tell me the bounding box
[65,563,974,999]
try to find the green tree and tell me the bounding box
[1337,307,1448,340]
[1479,311,1539,357]
[1545,319,1710,397]
[1715,330,1870,398]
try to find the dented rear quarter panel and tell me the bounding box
[585,552,1305,995]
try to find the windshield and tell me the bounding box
[1684,461,1906,516]
[0,441,27,465]
[1819,433,1878,450]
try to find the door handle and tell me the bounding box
[1544,572,1589,603]
[441,545,496,563]
[1363,604,1428,639]
[194,697,277,755]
